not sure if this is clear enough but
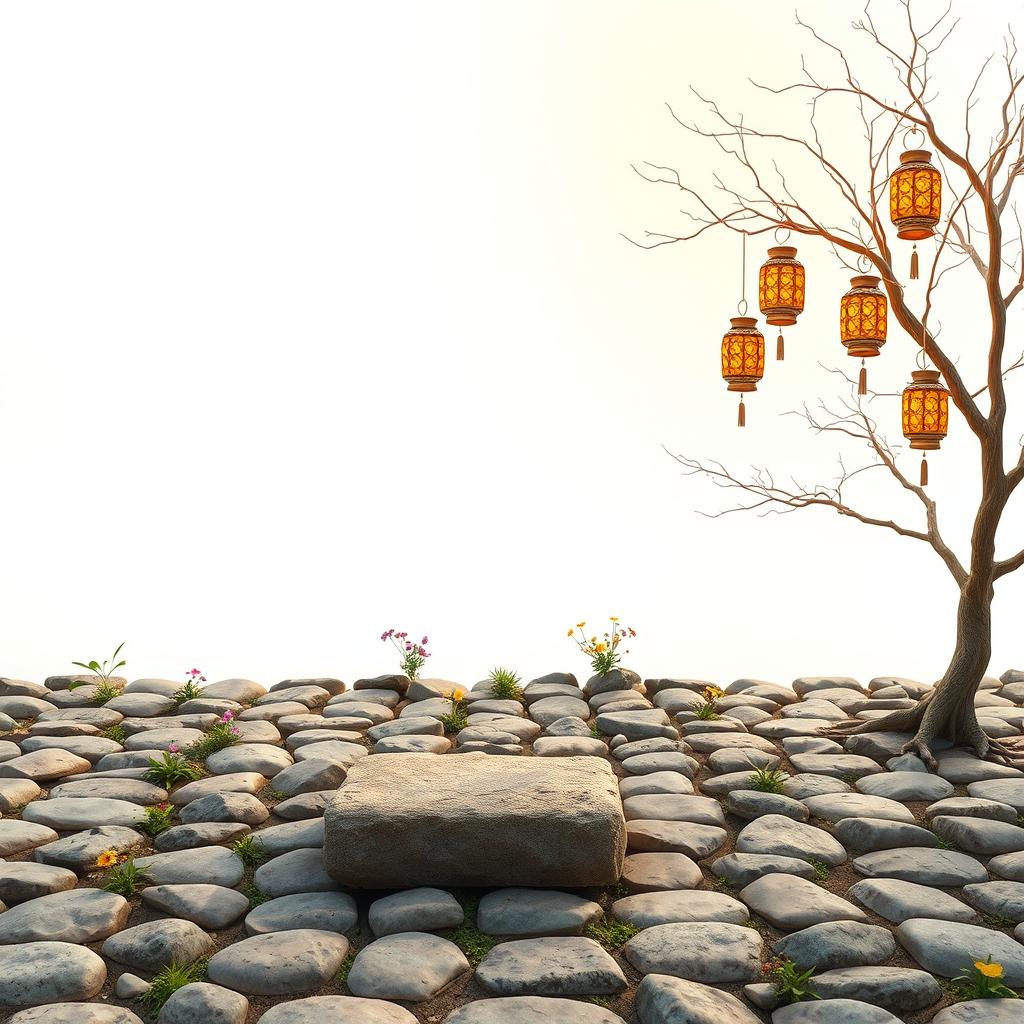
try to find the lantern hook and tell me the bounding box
[774,226,791,245]
[736,232,748,316]
[903,125,925,149]
[857,253,872,273]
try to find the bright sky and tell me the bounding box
[1,1,1020,688]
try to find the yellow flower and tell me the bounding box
[594,643,607,653]
[449,688,466,702]
[975,960,1004,978]
[567,629,574,637]
[95,850,118,869]
[610,616,619,622]
[576,621,586,628]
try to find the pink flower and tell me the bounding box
[168,743,179,753]
[230,726,239,735]
[221,711,234,723]
[421,636,429,645]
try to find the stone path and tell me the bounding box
[0,666,1023,1021]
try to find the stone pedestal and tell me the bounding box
[323,752,625,889]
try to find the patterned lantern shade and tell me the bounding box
[889,149,942,240]
[759,245,805,361]
[758,246,805,326]
[902,367,948,485]
[722,315,764,427]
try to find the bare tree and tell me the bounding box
[629,1,1024,768]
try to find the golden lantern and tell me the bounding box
[889,148,941,279]
[839,274,887,394]
[721,315,764,426]
[902,367,949,486]
[758,245,805,361]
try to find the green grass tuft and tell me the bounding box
[102,724,128,744]
[139,804,176,838]
[231,834,267,868]
[144,752,205,788]
[243,884,272,907]
[584,917,641,951]
[138,960,207,1014]
[808,858,830,882]
[102,858,151,897]
[746,765,787,794]
[336,953,356,987]
[487,667,525,702]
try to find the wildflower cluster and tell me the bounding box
[184,710,241,760]
[954,957,1018,999]
[441,687,469,733]
[381,629,430,680]
[172,667,207,706]
[567,617,636,675]
[96,851,151,897]
[694,685,724,721]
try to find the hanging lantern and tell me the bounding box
[889,148,941,279]
[840,274,887,395]
[722,316,764,427]
[902,368,949,486]
[758,245,805,361]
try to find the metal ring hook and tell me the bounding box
[857,253,872,273]
[737,297,749,316]
[774,226,791,245]
[903,126,925,149]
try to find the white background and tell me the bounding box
[1,1,1020,688]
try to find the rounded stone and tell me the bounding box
[244,891,358,935]
[348,932,469,1001]
[623,922,762,983]
[445,996,627,1023]
[208,929,350,995]
[634,974,762,1024]
[141,884,251,930]
[0,888,130,943]
[9,1008,144,1024]
[0,942,107,1005]
[156,982,248,1024]
[258,996,417,1023]
[368,887,464,937]
[621,852,703,892]
[476,937,626,996]
[102,919,216,971]
[478,889,603,936]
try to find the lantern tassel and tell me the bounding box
[776,332,785,361]
[737,395,746,428]
[858,360,867,396]
[920,454,929,487]
[910,244,919,280]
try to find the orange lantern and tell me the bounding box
[840,274,887,395]
[901,367,949,486]
[889,148,941,279]
[722,316,764,426]
[758,245,805,361]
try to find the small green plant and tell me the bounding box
[584,917,641,951]
[102,724,127,743]
[746,764,787,794]
[693,685,725,721]
[140,803,176,838]
[243,884,272,907]
[380,629,430,680]
[488,667,524,701]
[590,721,602,738]
[440,687,470,734]
[764,958,821,1004]
[102,857,151,897]
[267,789,286,801]
[444,896,497,967]
[567,617,636,674]
[138,960,207,1015]
[711,874,736,891]
[953,956,1019,999]
[89,679,122,705]
[144,751,204,788]
[336,953,356,987]
[171,668,206,707]
[70,643,126,687]
[231,834,266,868]
[809,858,830,882]
[589,996,614,1008]
[184,712,241,760]
[936,836,955,850]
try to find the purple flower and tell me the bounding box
[421,636,429,645]
[221,711,234,723]
[168,743,179,754]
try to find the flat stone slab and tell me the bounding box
[476,937,627,996]
[133,846,244,887]
[849,878,978,923]
[0,862,78,904]
[963,880,1024,922]
[0,820,60,857]
[710,853,816,887]
[770,999,902,1023]
[897,918,1024,984]
[802,792,915,823]
[740,873,867,931]
[478,889,602,936]
[623,922,762,983]
[22,797,147,830]
[832,817,939,852]
[348,932,469,1002]
[368,888,464,937]
[611,889,747,927]
[0,889,130,943]
[931,1000,1024,1023]
[33,825,143,871]
[141,884,251,930]
[634,975,762,1024]
[626,820,726,858]
[734,814,847,866]
[258,996,417,1023]
[156,984,248,1024]
[102,919,215,971]
[853,847,988,885]
[244,891,358,935]
[931,815,1024,855]
[8,1007,145,1024]
[773,921,896,970]
[808,967,941,1014]
[0,942,107,1005]
[621,852,703,892]
[445,996,627,1023]
[324,753,625,888]
[207,929,350,995]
